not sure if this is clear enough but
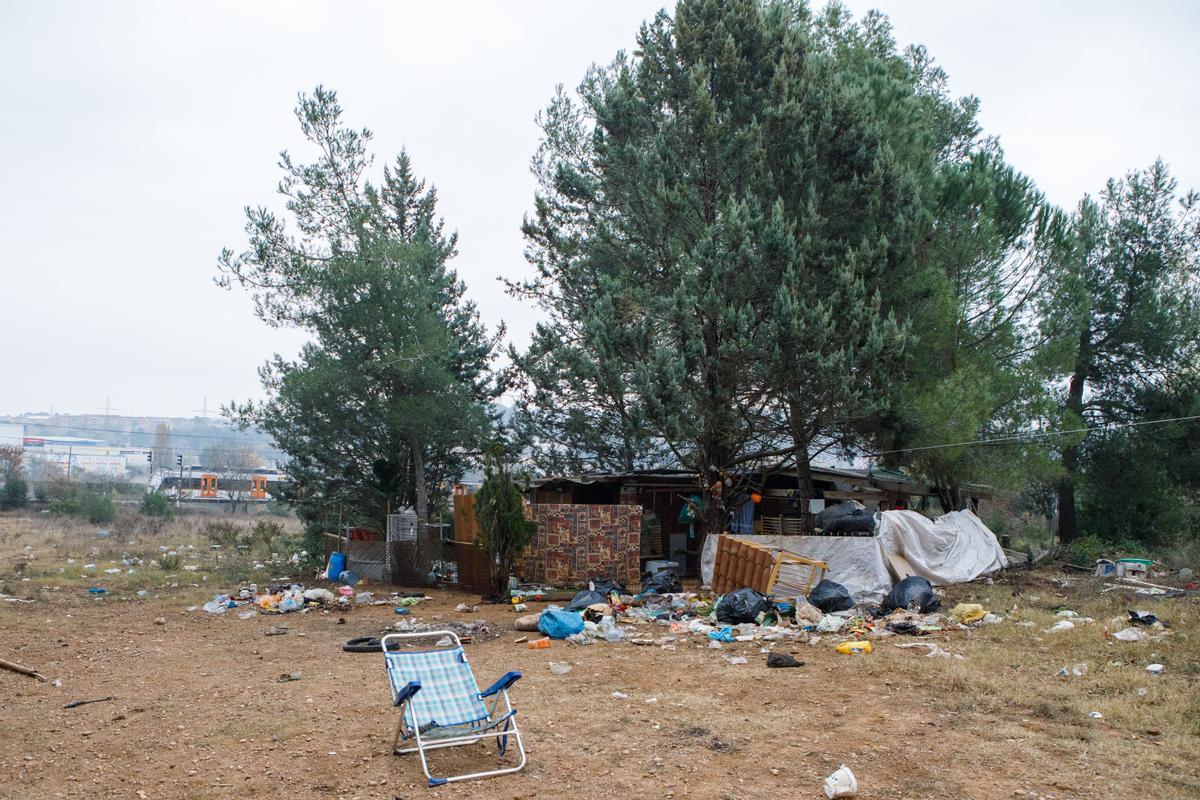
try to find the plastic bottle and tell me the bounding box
[528,637,551,649]
[835,640,872,655]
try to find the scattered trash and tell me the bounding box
[527,637,550,650]
[794,600,824,625]
[881,576,939,613]
[277,672,302,682]
[643,569,683,594]
[715,587,769,624]
[1044,620,1075,634]
[63,696,114,709]
[538,608,585,639]
[513,636,529,644]
[455,602,479,613]
[980,613,1003,624]
[237,610,257,620]
[1128,610,1164,627]
[611,690,629,699]
[707,625,735,642]
[766,652,803,668]
[834,641,872,655]
[1088,711,1103,719]
[87,588,108,595]
[1146,663,1164,675]
[724,655,749,665]
[1057,663,1087,678]
[564,590,607,612]
[808,579,855,613]
[153,617,166,626]
[548,662,573,675]
[823,765,858,798]
[303,588,337,603]
[895,642,950,658]
[816,614,847,633]
[1055,609,1078,618]
[264,626,288,636]
[1112,627,1148,643]
[949,603,986,625]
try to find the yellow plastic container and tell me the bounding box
[835,640,872,655]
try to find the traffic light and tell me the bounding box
[175,454,183,467]
[146,452,152,463]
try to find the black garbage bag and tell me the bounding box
[881,575,940,613]
[715,587,770,623]
[816,501,876,534]
[806,579,855,613]
[564,589,607,612]
[642,569,683,594]
[590,578,628,597]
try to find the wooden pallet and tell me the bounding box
[712,535,827,597]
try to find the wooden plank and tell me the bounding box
[885,552,917,581]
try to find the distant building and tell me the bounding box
[0,422,23,447]
[21,434,151,478]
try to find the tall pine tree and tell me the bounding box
[218,88,499,531]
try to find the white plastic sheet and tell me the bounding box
[876,509,1008,586]
[701,533,894,603]
[702,509,1008,604]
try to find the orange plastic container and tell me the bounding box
[527,637,550,650]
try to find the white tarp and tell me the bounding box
[701,509,1008,604]
[700,533,894,603]
[876,509,1008,586]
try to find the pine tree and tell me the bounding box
[218,88,499,530]
[511,0,950,532]
[1047,160,1200,541]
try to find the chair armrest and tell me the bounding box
[394,679,421,706]
[479,671,521,697]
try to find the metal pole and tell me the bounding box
[177,459,183,508]
[66,445,72,482]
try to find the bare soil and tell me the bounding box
[2,546,1198,799]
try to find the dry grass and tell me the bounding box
[0,510,305,604]
[875,571,1200,797]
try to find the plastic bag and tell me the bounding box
[642,569,682,594]
[590,578,628,596]
[815,501,876,534]
[564,589,607,612]
[949,603,986,624]
[807,579,854,613]
[537,608,585,639]
[881,576,939,613]
[715,587,769,624]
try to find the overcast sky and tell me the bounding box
[2,1,1197,419]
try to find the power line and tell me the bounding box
[871,414,1200,457]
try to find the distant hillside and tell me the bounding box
[0,412,285,466]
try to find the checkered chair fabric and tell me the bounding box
[386,647,488,731]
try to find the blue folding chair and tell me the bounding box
[381,631,526,786]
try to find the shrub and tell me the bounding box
[80,492,116,525]
[156,553,181,571]
[203,520,244,551]
[251,519,285,553]
[1,477,28,510]
[140,492,174,519]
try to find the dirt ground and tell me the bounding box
[2,527,1198,800]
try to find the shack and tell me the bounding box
[529,466,992,576]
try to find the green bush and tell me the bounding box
[80,492,115,525]
[1,477,28,510]
[203,520,244,551]
[139,492,173,519]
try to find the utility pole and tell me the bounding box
[66,444,72,482]
[176,453,184,507]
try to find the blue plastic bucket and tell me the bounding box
[325,551,346,582]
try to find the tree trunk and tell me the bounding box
[410,438,428,521]
[1057,332,1090,543]
[793,447,814,532]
